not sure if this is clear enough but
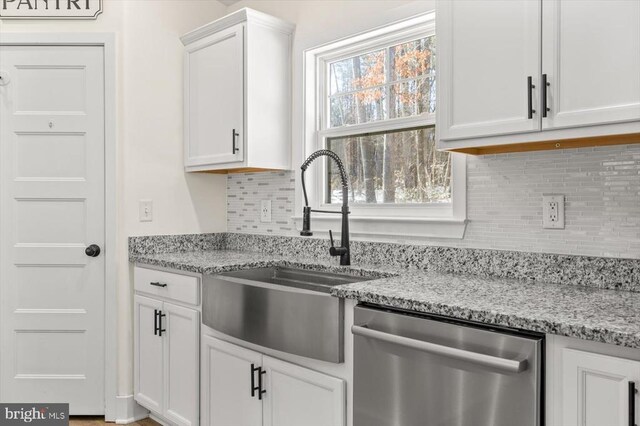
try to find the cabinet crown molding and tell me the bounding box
[180,7,295,46]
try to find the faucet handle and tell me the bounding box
[328,230,338,256]
[328,230,345,257]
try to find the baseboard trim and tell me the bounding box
[148,413,170,426]
[114,395,149,424]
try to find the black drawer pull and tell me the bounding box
[153,309,159,336]
[257,366,266,400]
[158,311,166,337]
[251,364,260,398]
[250,364,266,400]
[630,381,637,426]
[150,281,167,288]
[232,128,240,154]
[542,73,550,118]
[527,76,536,119]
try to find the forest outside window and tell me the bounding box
[324,33,448,206]
[303,13,466,238]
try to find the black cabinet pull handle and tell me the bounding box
[232,129,240,154]
[542,74,550,118]
[158,311,166,337]
[250,363,260,398]
[527,76,536,119]
[150,281,167,288]
[258,366,266,400]
[250,364,266,399]
[630,381,637,426]
[153,309,158,336]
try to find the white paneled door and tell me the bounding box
[0,45,105,413]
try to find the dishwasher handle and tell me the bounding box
[352,324,528,374]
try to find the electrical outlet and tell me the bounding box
[543,194,565,229]
[139,199,153,222]
[260,200,272,223]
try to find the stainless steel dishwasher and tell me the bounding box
[353,304,544,426]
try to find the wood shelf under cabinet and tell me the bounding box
[201,167,285,175]
[450,132,640,156]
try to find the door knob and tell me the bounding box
[85,244,101,257]
[0,71,10,86]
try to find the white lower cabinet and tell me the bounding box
[135,295,164,413]
[164,302,200,426]
[262,356,345,426]
[559,348,640,426]
[201,336,346,426]
[201,336,262,426]
[135,294,200,426]
[548,338,640,426]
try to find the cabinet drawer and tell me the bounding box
[134,266,199,306]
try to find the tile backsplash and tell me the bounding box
[227,171,296,234]
[227,144,640,259]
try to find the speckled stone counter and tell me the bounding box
[130,249,640,349]
[130,233,640,292]
[130,249,392,278]
[332,271,640,349]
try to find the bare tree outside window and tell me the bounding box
[325,35,450,205]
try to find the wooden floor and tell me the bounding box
[69,417,159,426]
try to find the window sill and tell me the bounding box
[292,214,467,240]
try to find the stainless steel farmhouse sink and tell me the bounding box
[202,266,374,363]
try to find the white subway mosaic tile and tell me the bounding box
[227,144,640,259]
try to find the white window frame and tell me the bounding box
[297,12,467,240]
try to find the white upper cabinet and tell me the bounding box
[437,0,640,153]
[184,24,245,167]
[542,0,640,129]
[437,0,542,140]
[182,8,294,172]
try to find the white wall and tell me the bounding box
[0,0,228,398]
[118,0,227,396]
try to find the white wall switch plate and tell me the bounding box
[260,199,272,223]
[139,199,153,222]
[543,194,565,229]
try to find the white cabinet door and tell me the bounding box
[164,302,199,426]
[561,348,640,426]
[201,336,262,426]
[437,0,542,140]
[184,23,244,168]
[262,356,345,426]
[134,295,164,413]
[542,0,640,129]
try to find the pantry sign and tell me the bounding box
[0,0,102,19]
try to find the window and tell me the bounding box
[301,13,466,239]
[326,127,450,205]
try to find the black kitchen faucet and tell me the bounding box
[300,149,351,266]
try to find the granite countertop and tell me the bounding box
[131,249,640,349]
